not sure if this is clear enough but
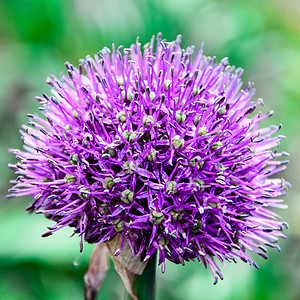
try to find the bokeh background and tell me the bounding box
[0,0,299,299]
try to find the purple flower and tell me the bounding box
[8,34,289,284]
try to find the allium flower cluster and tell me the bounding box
[9,34,289,283]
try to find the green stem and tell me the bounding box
[125,252,157,300]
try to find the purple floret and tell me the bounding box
[8,34,289,284]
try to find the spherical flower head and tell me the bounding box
[8,34,289,284]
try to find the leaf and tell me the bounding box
[107,234,148,299]
[113,258,138,300]
[84,243,110,300]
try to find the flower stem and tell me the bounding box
[125,252,157,300]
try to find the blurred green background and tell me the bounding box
[0,0,299,299]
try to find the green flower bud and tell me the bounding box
[166,181,178,194]
[191,220,203,232]
[216,106,226,115]
[208,202,220,209]
[83,133,93,145]
[164,79,172,92]
[99,204,109,215]
[189,156,204,169]
[193,85,200,96]
[217,163,225,171]
[147,148,157,161]
[211,141,223,150]
[194,115,200,127]
[120,189,134,204]
[116,111,126,123]
[171,135,185,149]
[150,91,156,101]
[69,153,79,165]
[105,102,113,112]
[171,208,184,220]
[192,178,205,191]
[218,131,226,137]
[150,210,164,225]
[113,218,125,232]
[102,177,115,189]
[176,111,187,124]
[197,126,208,136]
[143,115,155,128]
[123,161,136,174]
[121,90,133,101]
[104,147,116,158]
[79,188,91,200]
[64,124,71,131]
[122,130,137,143]
[64,173,76,184]
[159,236,169,247]
[117,77,124,87]
[72,110,79,119]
